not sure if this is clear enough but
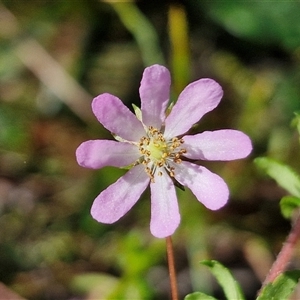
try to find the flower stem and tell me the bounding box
[166,236,179,300]
[261,215,300,288]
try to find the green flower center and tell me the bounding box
[138,126,186,182]
[148,136,167,161]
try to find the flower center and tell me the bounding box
[138,126,187,182]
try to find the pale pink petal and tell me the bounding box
[150,170,180,238]
[183,130,252,161]
[91,164,150,224]
[92,94,145,141]
[164,79,223,139]
[140,64,171,129]
[76,140,140,169]
[175,161,229,210]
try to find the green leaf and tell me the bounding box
[254,157,300,198]
[201,260,245,300]
[184,292,217,300]
[280,196,300,219]
[257,270,300,300]
[203,2,300,51]
[132,103,142,122]
[110,2,165,66]
[112,133,127,143]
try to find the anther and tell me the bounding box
[137,126,187,181]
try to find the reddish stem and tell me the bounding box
[166,236,179,300]
[261,215,300,288]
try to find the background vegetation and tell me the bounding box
[1,1,300,299]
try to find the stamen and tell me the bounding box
[137,126,187,181]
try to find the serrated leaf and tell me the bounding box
[257,270,300,300]
[280,196,300,219]
[201,260,245,300]
[184,292,217,300]
[254,157,300,198]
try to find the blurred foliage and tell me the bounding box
[1,0,300,299]
[186,262,300,300]
[202,1,300,51]
[255,157,300,199]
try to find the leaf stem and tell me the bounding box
[261,215,300,288]
[166,236,179,300]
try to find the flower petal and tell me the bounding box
[140,64,171,129]
[92,94,145,141]
[91,164,150,224]
[164,79,223,139]
[150,170,180,238]
[76,140,140,169]
[183,130,252,161]
[175,161,229,210]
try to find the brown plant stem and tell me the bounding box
[166,236,179,300]
[261,215,300,289]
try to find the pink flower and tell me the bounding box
[76,64,252,238]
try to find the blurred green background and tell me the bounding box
[1,0,300,299]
